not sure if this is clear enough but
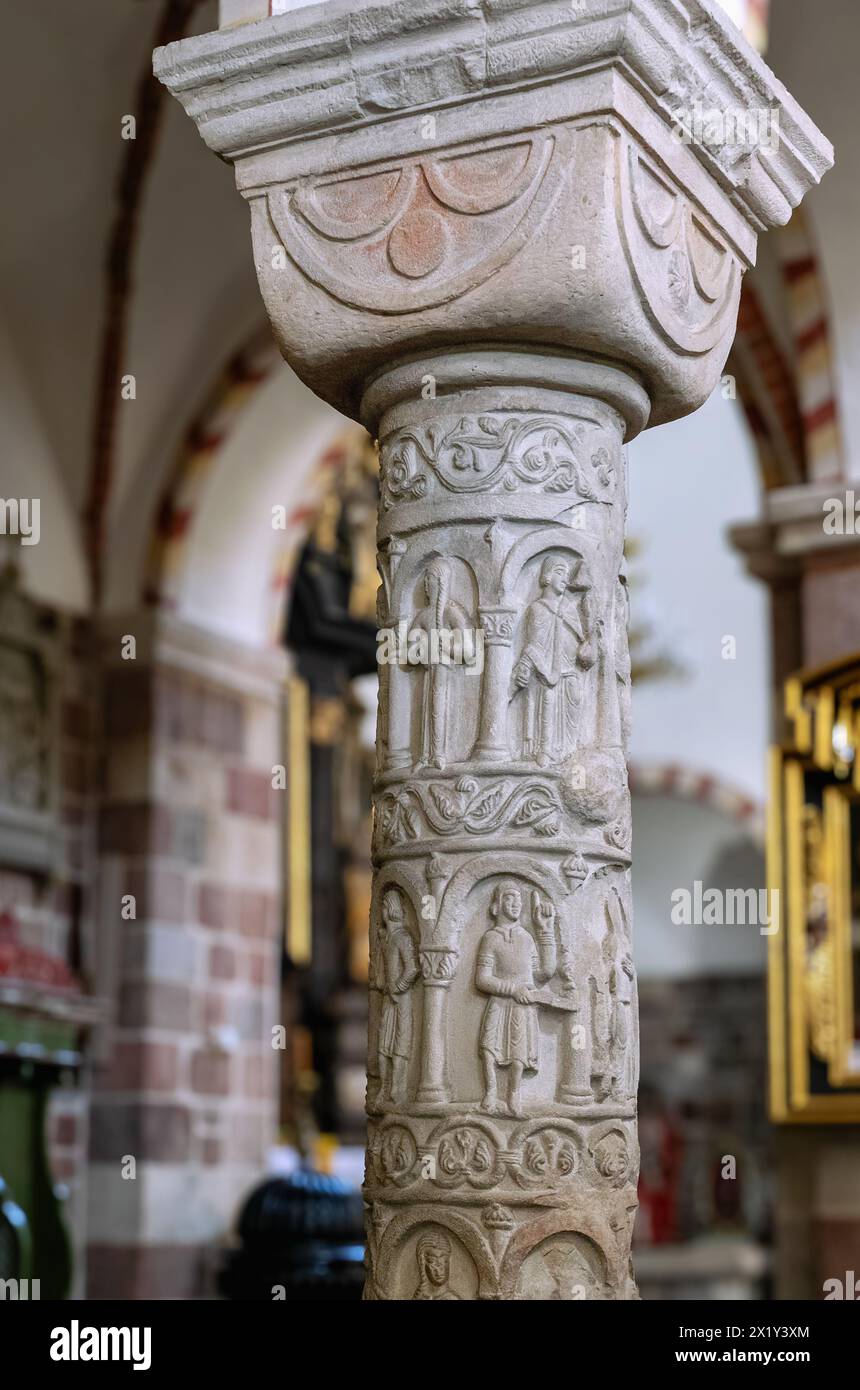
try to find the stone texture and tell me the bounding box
[156,0,832,1301]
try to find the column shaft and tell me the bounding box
[365,353,641,1301]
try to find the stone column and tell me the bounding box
[156,0,831,1300]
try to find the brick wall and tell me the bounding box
[87,614,287,1299]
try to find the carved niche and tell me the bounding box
[514,1231,612,1301]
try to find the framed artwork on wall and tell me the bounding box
[769,653,860,1122]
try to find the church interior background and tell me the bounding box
[1,0,860,1301]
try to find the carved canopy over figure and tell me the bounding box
[475,879,557,1117]
[373,888,419,1106]
[408,556,471,770]
[511,554,596,766]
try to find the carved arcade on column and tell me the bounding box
[156,0,832,1300]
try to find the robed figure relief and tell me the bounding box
[590,930,613,1102]
[475,880,557,1117]
[591,889,635,1102]
[373,888,419,1106]
[613,566,632,749]
[408,556,471,770]
[593,563,633,750]
[511,554,596,766]
[609,948,636,1100]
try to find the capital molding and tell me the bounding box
[732,483,860,576]
[156,0,829,232]
[155,0,832,426]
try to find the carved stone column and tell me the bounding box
[156,0,831,1300]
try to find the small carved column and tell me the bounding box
[156,0,831,1300]
[473,608,518,762]
[415,948,456,1106]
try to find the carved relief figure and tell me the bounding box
[411,1229,462,1301]
[543,1240,606,1300]
[511,555,596,766]
[515,1233,610,1301]
[595,563,632,749]
[476,880,557,1116]
[590,913,614,1102]
[408,557,471,770]
[376,584,390,765]
[374,889,419,1105]
[589,886,636,1103]
[614,566,632,748]
[609,948,636,1100]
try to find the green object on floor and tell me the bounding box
[0,1007,76,1300]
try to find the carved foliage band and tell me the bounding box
[381,413,618,508]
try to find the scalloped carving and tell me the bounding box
[617,139,742,354]
[267,133,566,314]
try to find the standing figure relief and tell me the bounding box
[613,565,632,749]
[374,888,419,1106]
[590,891,636,1104]
[510,554,597,766]
[407,556,472,771]
[609,945,636,1101]
[475,880,558,1117]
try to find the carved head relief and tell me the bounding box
[380,886,405,936]
[491,879,523,925]
[400,1224,477,1302]
[540,553,571,596]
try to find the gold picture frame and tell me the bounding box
[768,652,860,1122]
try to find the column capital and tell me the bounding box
[155,0,832,429]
